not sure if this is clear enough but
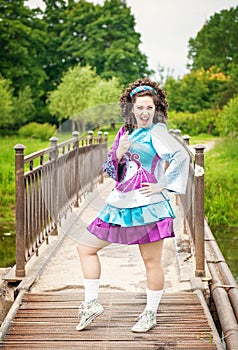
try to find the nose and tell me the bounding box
[142,109,149,115]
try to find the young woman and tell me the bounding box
[76,78,189,333]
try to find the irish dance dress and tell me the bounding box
[87,123,189,245]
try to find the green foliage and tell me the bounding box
[216,95,238,138]
[165,67,235,113]
[204,138,238,226]
[0,76,35,131]
[18,122,57,141]
[0,0,48,107]
[54,0,151,86]
[188,7,238,71]
[12,86,35,128]
[0,75,14,128]
[47,65,122,130]
[169,109,219,136]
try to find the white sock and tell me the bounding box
[145,288,163,312]
[83,279,100,302]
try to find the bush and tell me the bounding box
[216,95,238,138]
[169,109,219,135]
[18,122,57,141]
[204,138,238,225]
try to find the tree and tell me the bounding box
[187,7,238,72]
[165,67,234,113]
[0,76,34,130]
[47,65,122,131]
[0,76,14,129]
[42,0,69,89]
[12,86,35,129]
[0,0,48,120]
[51,0,152,86]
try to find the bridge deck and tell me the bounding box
[2,291,218,349]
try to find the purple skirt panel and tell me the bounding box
[87,217,174,245]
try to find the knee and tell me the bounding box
[141,254,161,270]
[77,243,98,258]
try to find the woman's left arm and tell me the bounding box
[151,123,190,194]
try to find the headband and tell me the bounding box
[129,85,157,97]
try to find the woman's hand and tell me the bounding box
[116,131,131,160]
[139,182,164,197]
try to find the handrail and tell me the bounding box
[205,220,238,349]
[14,130,108,278]
[173,130,206,277]
[176,131,238,350]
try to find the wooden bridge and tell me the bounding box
[0,130,237,349]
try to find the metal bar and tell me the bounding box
[194,144,206,277]
[50,137,59,235]
[73,131,80,207]
[14,144,26,277]
[208,263,238,349]
[205,221,238,322]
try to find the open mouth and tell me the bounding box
[141,116,149,121]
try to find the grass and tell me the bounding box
[204,137,238,226]
[189,133,219,145]
[0,136,50,226]
[0,136,50,267]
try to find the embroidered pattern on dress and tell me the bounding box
[103,153,117,180]
[116,151,157,193]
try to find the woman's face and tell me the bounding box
[132,95,155,128]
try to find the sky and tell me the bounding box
[27,0,238,78]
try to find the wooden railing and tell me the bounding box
[14,131,108,278]
[169,130,206,276]
[171,130,238,350]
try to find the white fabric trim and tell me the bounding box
[106,188,169,208]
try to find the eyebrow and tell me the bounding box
[135,104,154,107]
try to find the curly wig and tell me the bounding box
[120,77,169,133]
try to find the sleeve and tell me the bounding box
[103,126,127,182]
[151,123,190,194]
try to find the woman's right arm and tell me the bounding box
[103,126,129,182]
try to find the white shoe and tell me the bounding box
[131,310,156,333]
[76,299,104,331]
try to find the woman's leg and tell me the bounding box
[77,243,102,280]
[76,242,108,331]
[139,240,164,290]
[132,240,164,332]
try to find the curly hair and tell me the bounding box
[120,77,169,133]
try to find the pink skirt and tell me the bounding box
[87,217,174,245]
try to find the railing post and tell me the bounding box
[98,131,103,143]
[174,129,181,138]
[88,130,94,145]
[194,144,206,277]
[14,144,26,277]
[73,131,80,207]
[50,136,59,235]
[104,132,108,142]
[183,135,190,146]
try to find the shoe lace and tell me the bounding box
[78,300,96,317]
[136,310,154,323]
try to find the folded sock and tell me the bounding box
[83,278,100,302]
[145,288,163,312]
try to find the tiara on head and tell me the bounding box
[129,85,157,97]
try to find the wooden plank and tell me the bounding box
[1,292,218,349]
